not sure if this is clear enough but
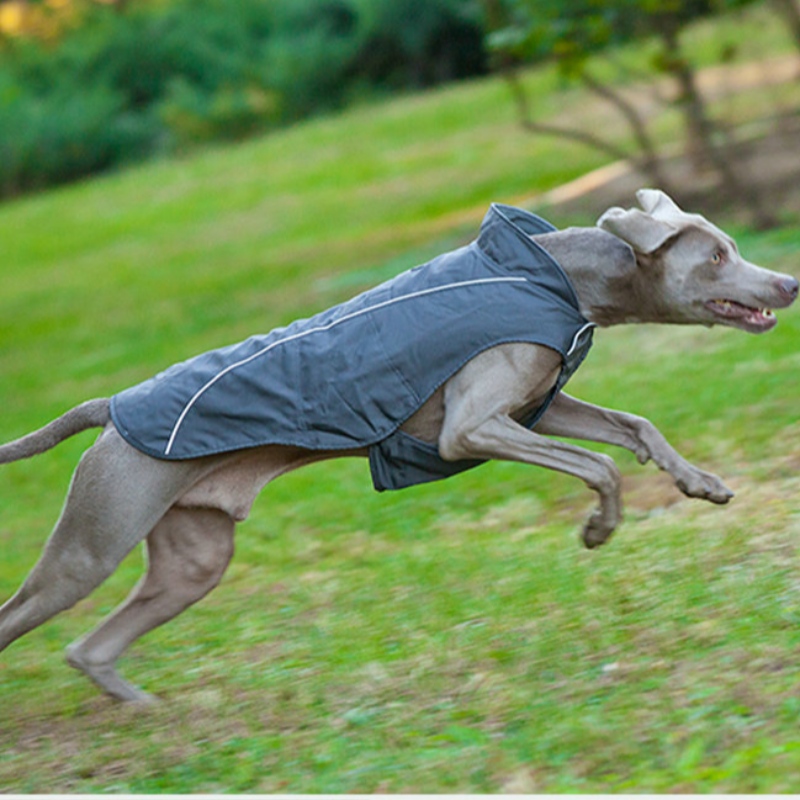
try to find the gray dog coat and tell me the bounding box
[110,203,595,491]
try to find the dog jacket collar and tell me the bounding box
[110,203,595,491]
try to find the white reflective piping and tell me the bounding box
[566,321,596,357]
[164,276,528,455]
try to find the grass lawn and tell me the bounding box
[1,2,799,793]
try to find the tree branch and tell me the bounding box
[578,70,675,193]
[504,68,630,162]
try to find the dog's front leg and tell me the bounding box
[440,411,622,547]
[536,393,733,505]
[439,345,623,548]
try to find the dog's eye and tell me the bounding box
[710,250,724,265]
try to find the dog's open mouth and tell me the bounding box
[705,299,776,332]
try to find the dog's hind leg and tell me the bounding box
[0,429,202,658]
[66,506,235,703]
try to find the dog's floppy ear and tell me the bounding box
[597,206,679,254]
[635,188,682,217]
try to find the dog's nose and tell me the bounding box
[778,276,799,303]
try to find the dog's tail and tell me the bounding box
[0,398,111,464]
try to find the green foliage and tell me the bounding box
[350,0,487,88]
[160,78,281,145]
[257,0,364,121]
[0,0,487,196]
[0,69,157,195]
[485,0,785,228]
[487,0,759,73]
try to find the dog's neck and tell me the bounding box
[533,228,667,327]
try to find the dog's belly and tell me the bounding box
[174,388,446,520]
[176,445,368,521]
[399,386,445,443]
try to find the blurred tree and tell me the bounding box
[349,0,487,89]
[0,0,134,41]
[0,0,70,40]
[485,0,673,191]
[771,0,800,53]
[0,0,489,196]
[486,0,778,227]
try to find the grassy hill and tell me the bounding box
[0,3,799,792]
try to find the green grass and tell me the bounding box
[1,3,800,793]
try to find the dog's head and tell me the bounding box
[597,189,798,332]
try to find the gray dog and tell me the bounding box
[0,189,796,703]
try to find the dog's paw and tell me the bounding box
[581,510,615,549]
[676,470,734,505]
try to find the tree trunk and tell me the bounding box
[502,66,677,194]
[579,71,677,196]
[772,0,800,55]
[659,22,778,229]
